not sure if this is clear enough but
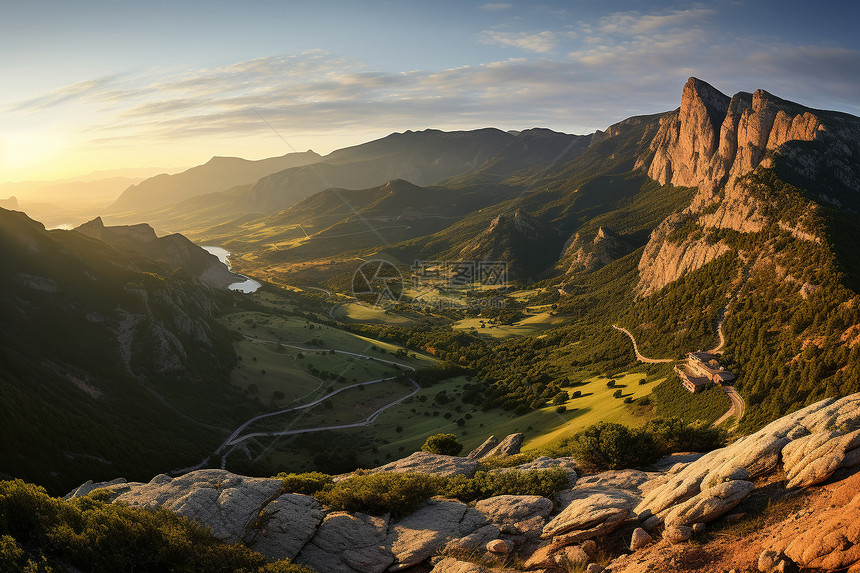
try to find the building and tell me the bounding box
[676,351,735,392]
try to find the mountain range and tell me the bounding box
[4,76,860,497]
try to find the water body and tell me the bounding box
[201,246,262,293]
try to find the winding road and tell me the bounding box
[224,377,421,448]
[713,385,745,429]
[611,325,674,363]
[611,323,745,430]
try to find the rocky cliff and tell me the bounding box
[68,393,860,573]
[75,216,242,288]
[561,227,631,274]
[635,77,860,297]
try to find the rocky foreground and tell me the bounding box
[68,394,860,573]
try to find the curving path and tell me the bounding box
[224,377,421,448]
[611,325,674,363]
[712,385,745,429]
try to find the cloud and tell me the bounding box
[480,3,512,10]
[8,75,121,113]
[7,6,860,158]
[479,30,557,53]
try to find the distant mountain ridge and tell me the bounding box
[109,151,322,213]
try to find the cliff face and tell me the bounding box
[635,78,860,297]
[561,227,630,274]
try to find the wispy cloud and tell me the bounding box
[6,6,860,160]
[479,30,557,53]
[480,3,513,11]
[9,75,121,113]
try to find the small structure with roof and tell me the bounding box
[676,351,735,393]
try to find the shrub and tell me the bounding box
[275,472,333,495]
[556,422,657,470]
[643,417,726,456]
[441,469,569,503]
[313,473,441,517]
[551,391,569,405]
[0,479,312,573]
[421,433,463,456]
[555,405,567,414]
[613,389,622,398]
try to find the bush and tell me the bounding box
[554,422,657,470]
[441,469,569,503]
[555,405,567,414]
[643,417,726,456]
[0,480,312,573]
[551,391,569,405]
[613,389,622,398]
[421,433,463,456]
[314,473,441,517]
[275,472,333,495]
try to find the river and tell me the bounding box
[201,246,262,293]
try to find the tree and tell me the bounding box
[551,391,569,405]
[613,389,622,399]
[421,433,463,456]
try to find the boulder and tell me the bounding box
[245,493,324,560]
[446,524,500,552]
[758,549,780,572]
[664,525,693,544]
[113,469,283,543]
[543,490,634,539]
[386,498,487,570]
[782,429,860,488]
[629,527,652,551]
[368,451,478,478]
[662,480,754,527]
[556,544,589,565]
[430,557,492,573]
[466,436,500,459]
[572,469,655,494]
[774,473,860,572]
[479,433,525,459]
[522,544,556,569]
[295,511,392,573]
[64,477,131,500]
[586,564,603,573]
[475,495,553,538]
[486,538,512,554]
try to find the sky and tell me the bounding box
[1,0,859,182]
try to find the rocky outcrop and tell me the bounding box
[646,78,833,193]
[562,227,631,274]
[294,511,393,573]
[466,436,500,459]
[479,433,525,459]
[365,451,479,478]
[662,480,754,527]
[635,77,860,297]
[773,471,860,572]
[65,393,860,573]
[475,495,553,540]
[113,470,284,543]
[246,493,324,561]
[385,498,487,570]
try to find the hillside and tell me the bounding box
[75,216,242,288]
[0,207,253,492]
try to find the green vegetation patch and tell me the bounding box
[0,479,311,573]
